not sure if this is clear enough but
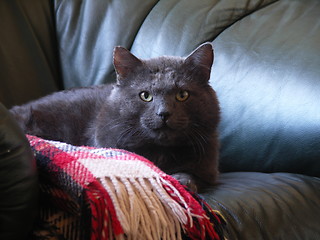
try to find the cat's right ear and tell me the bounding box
[113,47,143,82]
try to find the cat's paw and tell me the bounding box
[171,173,198,192]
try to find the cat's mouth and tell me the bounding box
[151,125,182,145]
[153,125,173,135]
[153,123,172,131]
[141,117,188,145]
[153,122,179,134]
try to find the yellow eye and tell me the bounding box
[176,90,189,102]
[139,91,153,102]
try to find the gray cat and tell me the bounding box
[10,43,220,192]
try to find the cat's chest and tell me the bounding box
[134,145,199,174]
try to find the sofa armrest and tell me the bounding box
[0,103,38,240]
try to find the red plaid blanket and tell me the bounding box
[28,135,226,240]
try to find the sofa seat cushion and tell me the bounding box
[201,172,320,240]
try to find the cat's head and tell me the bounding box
[108,43,220,148]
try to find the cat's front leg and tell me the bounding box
[171,172,198,192]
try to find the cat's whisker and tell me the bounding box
[117,124,150,148]
[182,130,202,160]
[186,125,211,161]
[99,118,133,131]
[116,125,136,146]
[192,127,209,145]
[182,131,200,160]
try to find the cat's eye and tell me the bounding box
[176,90,189,102]
[139,91,153,102]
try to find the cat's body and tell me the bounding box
[10,43,220,192]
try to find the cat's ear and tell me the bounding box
[184,43,214,82]
[113,46,143,81]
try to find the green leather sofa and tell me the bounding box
[1,0,320,239]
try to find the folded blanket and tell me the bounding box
[27,135,226,240]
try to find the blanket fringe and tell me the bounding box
[98,176,185,240]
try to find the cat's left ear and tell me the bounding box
[113,46,143,82]
[184,43,214,82]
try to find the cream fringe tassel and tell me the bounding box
[99,176,189,240]
[80,157,193,240]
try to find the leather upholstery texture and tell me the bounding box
[0,0,61,108]
[212,0,320,176]
[203,172,320,239]
[1,0,319,239]
[0,103,38,240]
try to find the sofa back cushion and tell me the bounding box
[0,0,61,108]
[210,0,320,176]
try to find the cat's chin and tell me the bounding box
[149,128,184,146]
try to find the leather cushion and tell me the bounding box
[0,103,38,240]
[211,0,320,175]
[0,0,61,108]
[201,172,320,240]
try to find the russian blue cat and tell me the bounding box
[10,43,220,192]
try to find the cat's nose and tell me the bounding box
[157,111,171,122]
